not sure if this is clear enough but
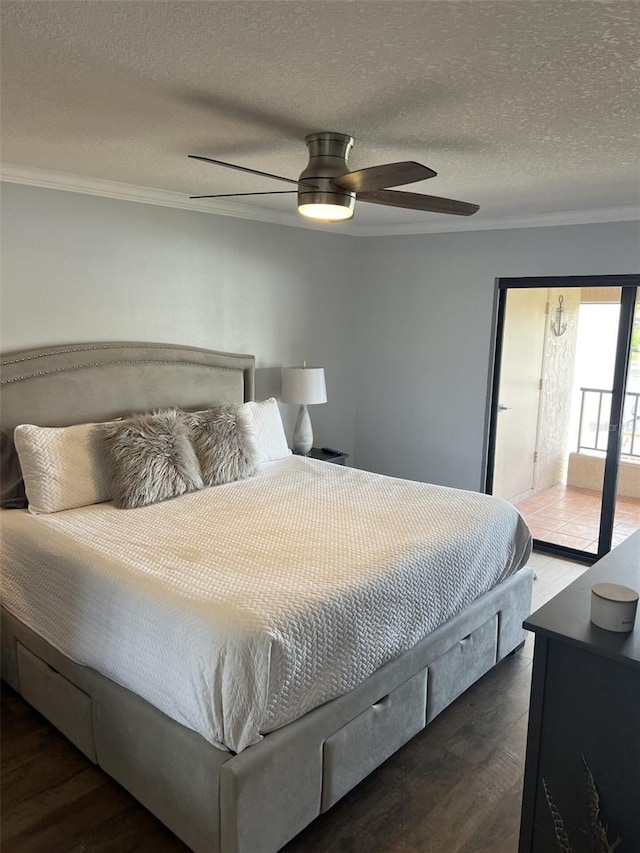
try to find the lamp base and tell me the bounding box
[293,404,313,455]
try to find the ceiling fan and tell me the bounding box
[188,131,479,222]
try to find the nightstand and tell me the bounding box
[307,447,349,465]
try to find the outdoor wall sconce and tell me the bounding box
[551,294,568,337]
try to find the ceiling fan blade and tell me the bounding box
[190,191,297,199]
[334,161,436,192]
[188,154,316,188]
[358,189,479,216]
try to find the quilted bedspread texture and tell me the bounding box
[1,456,531,752]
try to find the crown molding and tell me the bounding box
[351,204,640,236]
[0,163,344,234]
[2,163,638,237]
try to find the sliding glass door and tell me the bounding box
[486,276,640,563]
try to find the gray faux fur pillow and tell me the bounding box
[186,405,257,487]
[101,409,204,508]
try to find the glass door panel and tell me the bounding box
[492,288,547,503]
[492,285,623,560]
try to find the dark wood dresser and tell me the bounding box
[519,531,640,853]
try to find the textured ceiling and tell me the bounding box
[1,0,639,232]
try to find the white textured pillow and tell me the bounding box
[242,398,291,464]
[14,422,112,514]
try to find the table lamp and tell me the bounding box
[281,364,327,455]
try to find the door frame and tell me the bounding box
[484,274,640,564]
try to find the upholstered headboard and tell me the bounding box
[0,341,255,507]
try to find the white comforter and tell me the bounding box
[1,456,531,752]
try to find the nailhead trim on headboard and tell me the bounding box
[1,359,237,385]
[1,342,250,366]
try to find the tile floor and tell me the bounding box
[514,483,640,554]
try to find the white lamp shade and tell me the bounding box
[281,367,327,405]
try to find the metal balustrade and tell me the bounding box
[577,387,640,458]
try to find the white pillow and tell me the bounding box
[242,398,291,464]
[14,422,112,514]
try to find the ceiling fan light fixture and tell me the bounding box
[297,132,356,222]
[298,199,354,221]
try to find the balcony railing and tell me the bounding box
[577,387,640,459]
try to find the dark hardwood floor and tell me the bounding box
[0,555,583,853]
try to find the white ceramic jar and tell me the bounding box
[590,583,638,633]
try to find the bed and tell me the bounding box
[0,341,533,853]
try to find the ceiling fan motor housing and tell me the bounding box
[298,132,356,217]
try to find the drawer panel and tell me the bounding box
[17,642,97,762]
[427,614,498,723]
[321,667,427,811]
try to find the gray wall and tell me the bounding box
[0,183,359,454]
[2,183,638,489]
[354,221,640,490]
